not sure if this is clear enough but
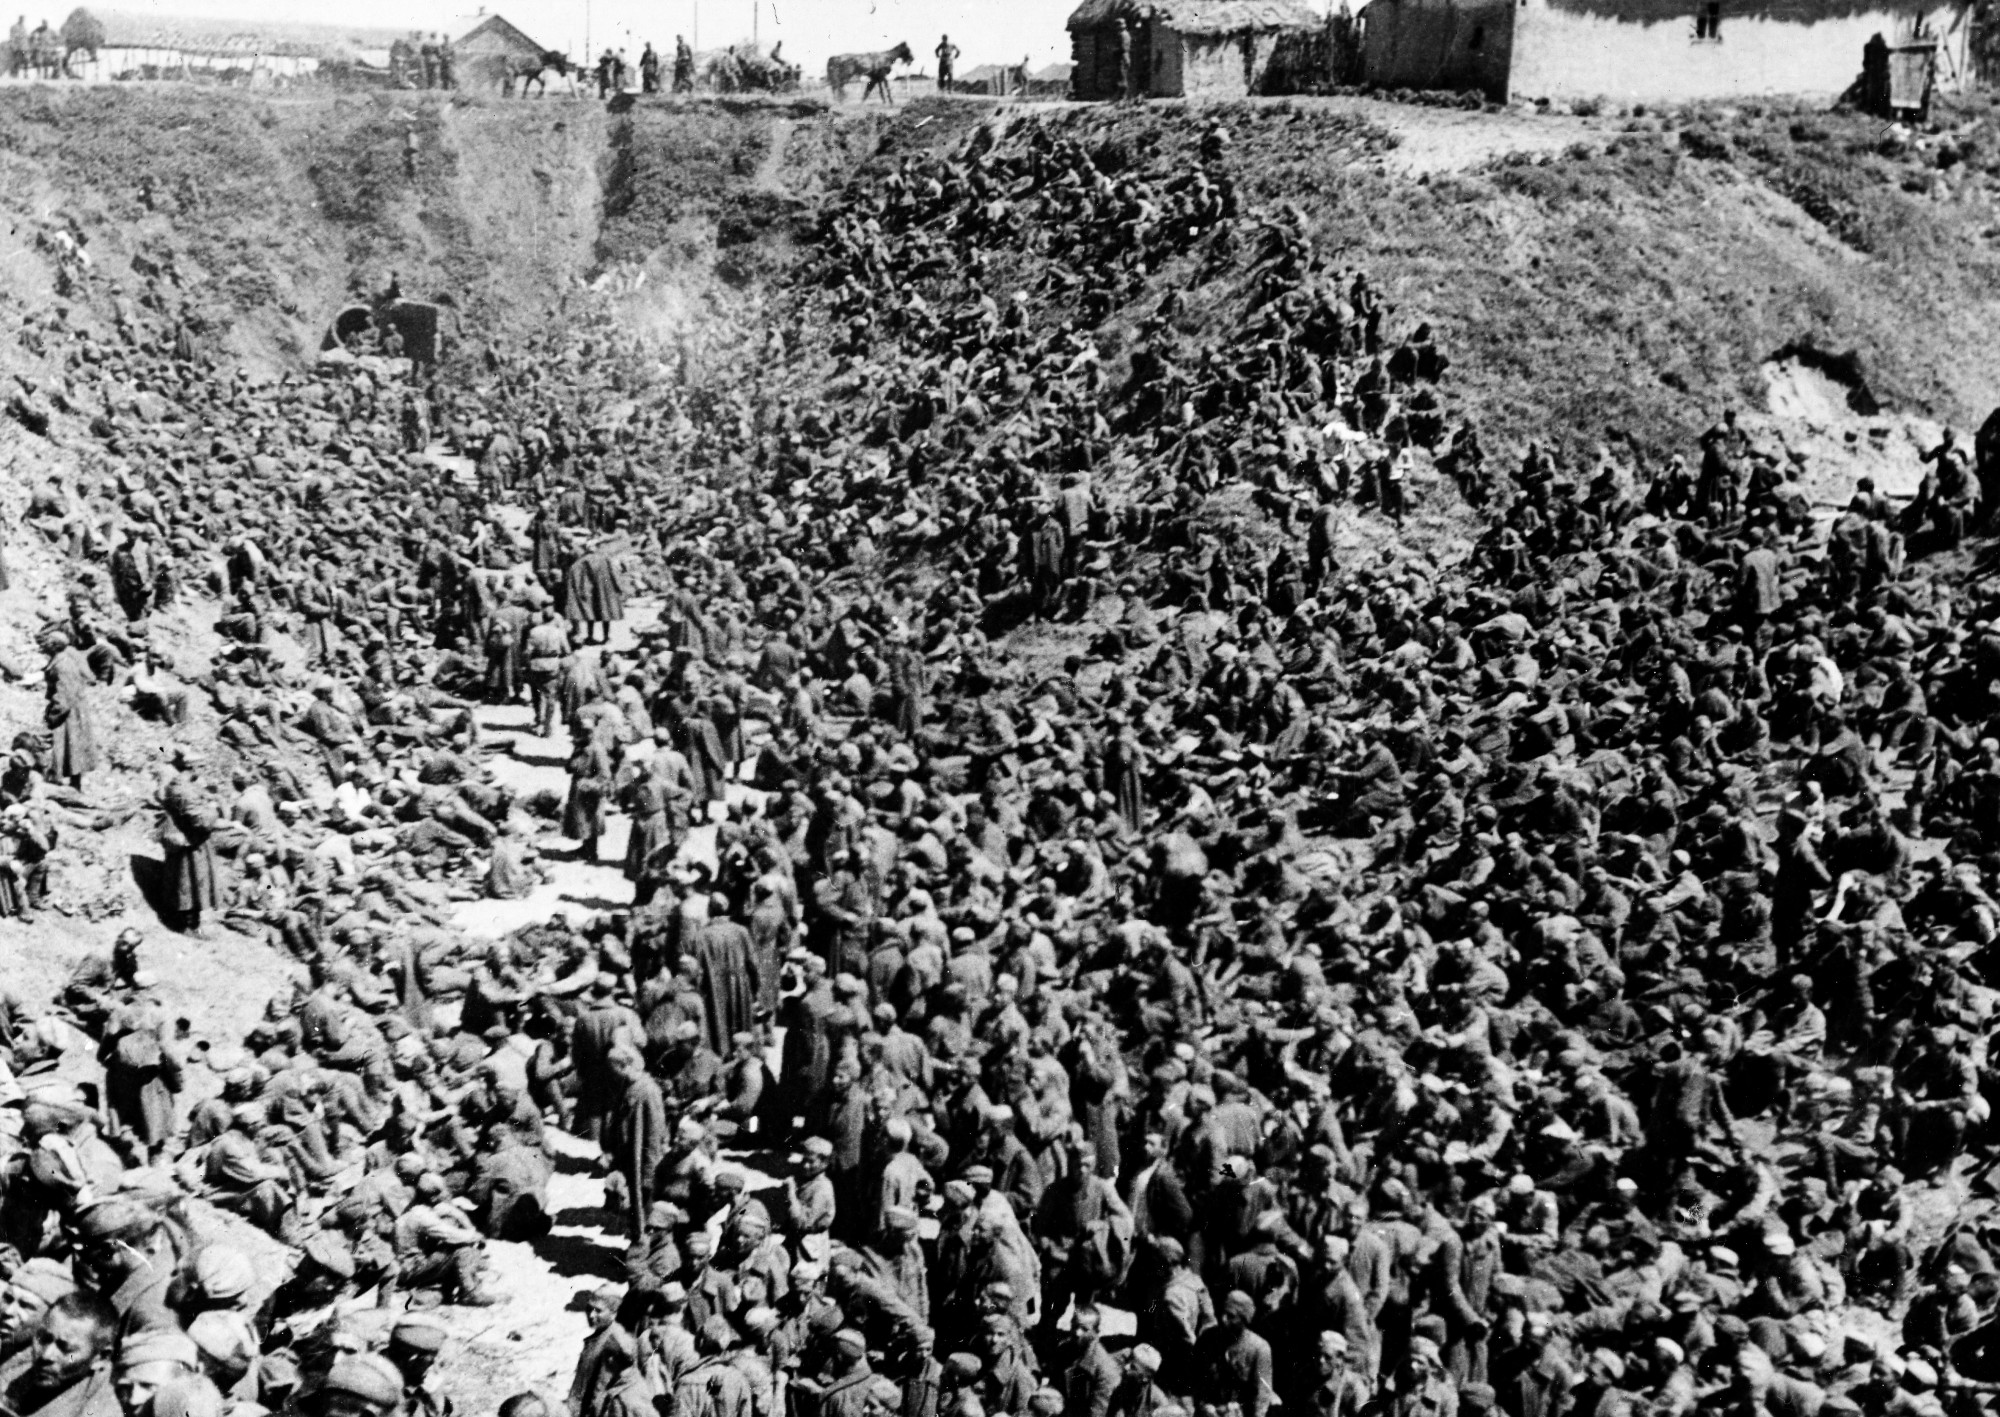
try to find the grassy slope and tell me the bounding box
[939,96,2000,468]
[5,85,1995,453]
[1294,96,2000,461]
[585,93,2000,470]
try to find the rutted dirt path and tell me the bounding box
[430,584,773,1413]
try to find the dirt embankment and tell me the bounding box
[0,88,613,371]
[10,87,1995,461]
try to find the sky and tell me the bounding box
[88,0,1139,73]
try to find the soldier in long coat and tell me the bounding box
[603,1047,667,1239]
[99,985,184,1163]
[564,544,630,645]
[44,632,99,788]
[690,899,760,1054]
[565,732,614,859]
[160,752,221,933]
[622,769,673,906]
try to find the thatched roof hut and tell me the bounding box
[1066,0,1322,98]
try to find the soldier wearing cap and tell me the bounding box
[724,1198,792,1305]
[683,1230,741,1334]
[642,1282,700,1395]
[199,1103,297,1243]
[309,1354,404,1417]
[584,1324,649,1417]
[1056,1305,1118,1417]
[1196,1292,1273,1417]
[871,1118,930,1247]
[733,1305,785,1416]
[976,1313,1036,1416]
[718,1031,772,1136]
[935,1352,982,1417]
[827,1245,933,1380]
[186,1248,258,1323]
[566,1288,623,1417]
[818,1329,877,1417]
[2,1260,77,1362]
[388,1318,450,1417]
[626,1201,685,1291]
[62,932,141,1035]
[1433,1193,1500,1384]
[785,1138,838,1263]
[603,1046,667,1240]
[1303,1332,1368,1417]
[673,1316,753,1417]
[72,1201,179,1339]
[112,1328,198,1417]
[1383,1335,1453,1417]
[861,1206,927,1322]
[570,979,644,1145]
[1105,1344,1169,1417]
[972,1105,1042,1223]
[657,1017,723,1109]
[393,1175,498,1307]
[186,1310,259,1401]
[774,1261,839,1377]
[1136,1236,1210,1395]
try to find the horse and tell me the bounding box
[704,40,801,94]
[825,41,912,104]
[511,49,574,98]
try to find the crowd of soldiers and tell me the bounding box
[389,35,456,94]
[4,15,64,78]
[587,38,700,99]
[2,100,2000,1417]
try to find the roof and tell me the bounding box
[456,14,542,55]
[67,7,407,57]
[1067,0,1322,33]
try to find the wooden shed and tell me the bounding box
[454,12,544,89]
[1066,0,1323,100]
